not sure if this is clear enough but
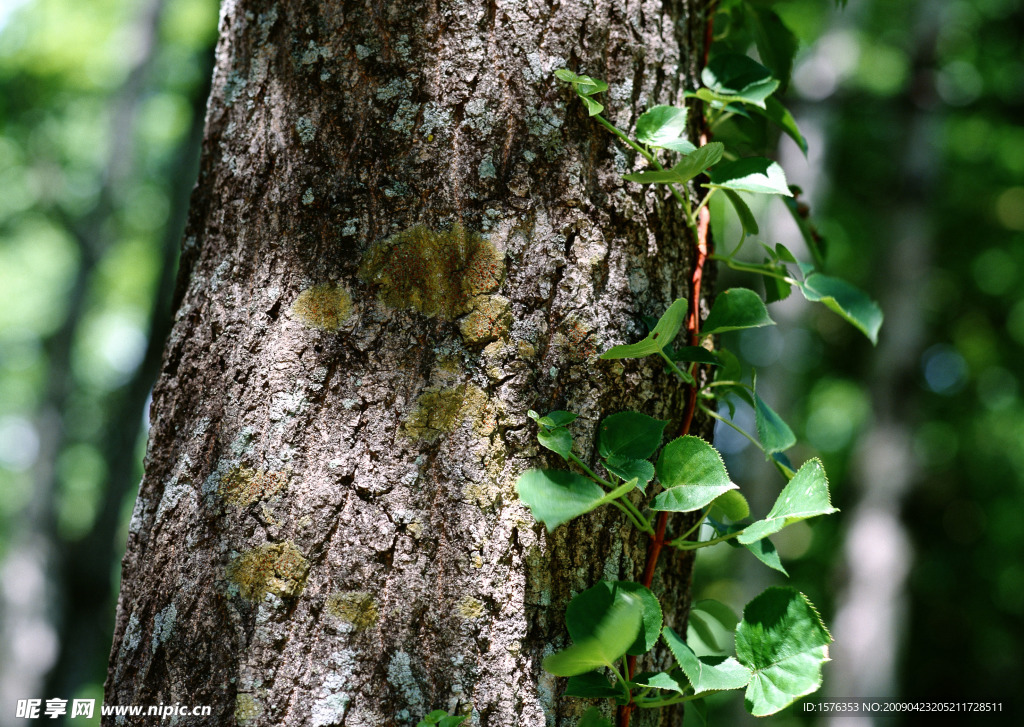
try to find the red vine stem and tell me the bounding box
[617,6,716,721]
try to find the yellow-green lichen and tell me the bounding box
[358,223,504,320]
[459,295,512,345]
[403,384,494,442]
[292,284,353,329]
[226,541,310,601]
[235,694,263,723]
[219,466,287,507]
[325,590,379,629]
[457,596,485,620]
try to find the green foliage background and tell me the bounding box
[0,0,1021,723]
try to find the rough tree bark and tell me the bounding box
[106,0,709,725]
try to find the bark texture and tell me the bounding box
[106,0,709,725]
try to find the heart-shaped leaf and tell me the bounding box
[652,436,738,512]
[735,588,832,716]
[537,426,573,460]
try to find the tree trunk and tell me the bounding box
[106,0,708,725]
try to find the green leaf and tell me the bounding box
[746,6,798,90]
[622,169,686,184]
[735,588,832,716]
[604,456,656,491]
[623,143,724,186]
[708,518,789,574]
[738,459,837,544]
[543,591,643,676]
[722,189,759,235]
[565,671,621,698]
[742,537,788,575]
[672,142,725,183]
[516,469,607,531]
[598,411,667,461]
[635,105,689,146]
[800,274,883,344]
[753,382,795,454]
[600,298,687,359]
[687,599,740,656]
[655,139,697,154]
[706,157,793,196]
[566,581,663,657]
[580,95,604,116]
[529,409,578,427]
[577,707,613,727]
[417,710,448,726]
[652,436,738,512]
[669,346,721,366]
[701,54,780,108]
[632,670,689,693]
[438,718,467,727]
[755,97,807,155]
[701,288,775,336]
[537,426,573,460]
[664,626,752,694]
[554,69,608,96]
[712,489,750,521]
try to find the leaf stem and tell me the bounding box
[700,404,764,453]
[569,452,613,487]
[657,350,695,384]
[671,529,744,550]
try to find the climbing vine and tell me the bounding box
[514,1,882,725]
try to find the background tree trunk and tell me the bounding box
[106,0,708,724]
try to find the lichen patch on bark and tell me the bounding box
[402,384,494,442]
[226,541,310,601]
[291,284,353,330]
[325,591,379,630]
[358,223,504,320]
[459,295,512,345]
[219,466,288,507]
[235,694,263,723]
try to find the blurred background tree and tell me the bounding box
[0,0,219,721]
[0,0,1021,725]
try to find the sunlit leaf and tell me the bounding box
[652,436,738,512]
[735,588,832,716]
[707,158,792,196]
[738,459,837,544]
[566,581,663,656]
[636,105,689,146]
[543,591,643,676]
